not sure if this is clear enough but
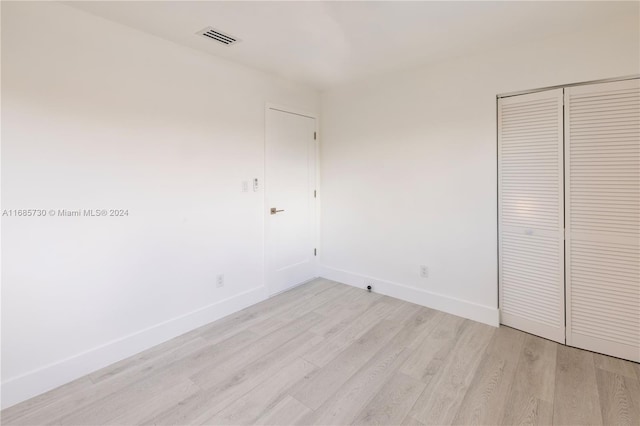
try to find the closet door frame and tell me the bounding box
[498,88,566,343]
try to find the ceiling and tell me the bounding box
[67,1,638,90]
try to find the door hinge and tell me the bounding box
[314,190,317,198]
[314,248,317,256]
[314,131,317,140]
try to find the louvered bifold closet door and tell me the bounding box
[565,79,640,362]
[499,89,565,343]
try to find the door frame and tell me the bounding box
[264,103,320,297]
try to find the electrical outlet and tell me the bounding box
[216,274,225,288]
[420,265,429,278]
[242,181,249,192]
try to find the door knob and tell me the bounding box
[270,207,285,215]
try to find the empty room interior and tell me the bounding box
[1,1,639,425]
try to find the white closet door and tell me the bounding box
[565,79,640,362]
[499,89,565,343]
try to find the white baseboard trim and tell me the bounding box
[320,266,499,327]
[1,285,267,410]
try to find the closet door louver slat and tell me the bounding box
[498,89,565,343]
[565,79,640,362]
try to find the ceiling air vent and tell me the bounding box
[197,27,239,46]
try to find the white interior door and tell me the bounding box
[565,79,640,362]
[498,89,565,343]
[265,106,317,296]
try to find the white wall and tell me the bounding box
[319,16,640,325]
[1,1,318,408]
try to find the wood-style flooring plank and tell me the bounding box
[302,308,440,425]
[105,378,201,426]
[254,395,312,426]
[196,278,337,343]
[400,414,426,426]
[57,374,199,425]
[0,376,94,425]
[399,313,467,384]
[593,352,639,379]
[352,372,426,426]
[190,311,323,387]
[595,367,640,426]
[204,357,317,425]
[309,288,382,338]
[244,283,352,337]
[408,320,495,425]
[290,304,422,410]
[301,296,403,368]
[500,333,557,426]
[553,344,603,425]
[451,325,526,425]
[145,331,323,425]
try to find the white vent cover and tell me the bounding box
[196,27,239,46]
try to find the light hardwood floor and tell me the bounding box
[2,279,639,425]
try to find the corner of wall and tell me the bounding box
[319,265,499,327]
